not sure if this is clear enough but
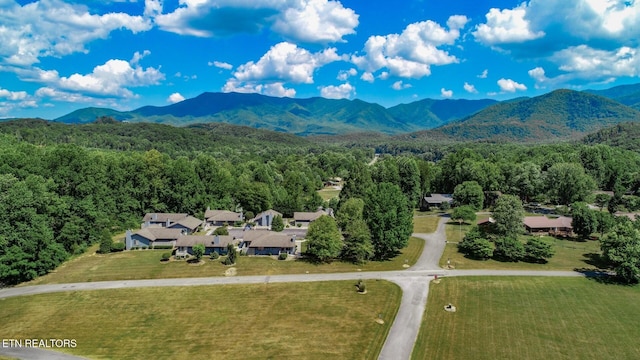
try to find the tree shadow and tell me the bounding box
[582,253,609,269]
[573,267,626,285]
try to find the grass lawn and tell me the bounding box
[317,187,341,201]
[413,215,440,233]
[0,281,401,360]
[412,277,640,360]
[24,237,424,285]
[440,235,602,271]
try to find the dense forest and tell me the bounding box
[1,119,640,285]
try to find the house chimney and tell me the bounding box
[214,235,219,245]
[291,234,296,242]
[125,230,133,250]
[152,213,157,220]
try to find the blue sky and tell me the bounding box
[2,0,640,119]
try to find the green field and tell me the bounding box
[440,235,602,271]
[413,215,440,233]
[24,237,424,285]
[0,281,401,360]
[412,277,640,360]
[317,187,341,201]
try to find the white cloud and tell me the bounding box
[320,82,355,99]
[131,50,151,65]
[0,0,152,66]
[360,72,374,83]
[230,42,340,84]
[392,80,411,90]
[35,87,97,103]
[351,15,468,78]
[528,66,549,88]
[0,88,28,101]
[463,82,478,93]
[222,79,296,97]
[144,0,163,18]
[168,92,185,103]
[478,69,488,78]
[337,68,357,81]
[155,0,358,43]
[497,78,527,92]
[440,88,453,98]
[379,71,390,80]
[209,61,233,70]
[474,5,545,45]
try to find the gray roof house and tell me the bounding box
[422,194,453,208]
[250,209,283,227]
[168,215,203,234]
[238,230,297,256]
[293,209,331,227]
[142,213,189,228]
[175,234,239,258]
[125,227,183,250]
[204,209,243,227]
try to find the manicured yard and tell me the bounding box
[413,215,440,233]
[440,235,602,271]
[24,237,424,285]
[0,281,401,360]
[317,187,341,201]
[412,277,640,360]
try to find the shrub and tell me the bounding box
[98,236,113,254]
[278,252,288,260]
[213,226,229,235]
[525,237,555,263]
[110,242,125,252]
[152,245,173,250]
[494,237,525,262]
[161,252,171,261]
[210,251,220,260]
[458,237,493,260]
[355,280,366,293]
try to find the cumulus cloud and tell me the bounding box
[463,82,478,93]
[320,82,355,99]
[209,61,233,70]
[222,80,296,97]
[155,0,358,43]
[391,80,411,90]
[474,0,640,85]
[337,68,357,81]
[351,15,468,78]
[229,42,340,84]
[497,78,527,92]
[0,0,152,66]
[440,88,453,98]
[478,69,488,78]
[360,72,374,83]
[0,88,28,101]
[168,92,185,103]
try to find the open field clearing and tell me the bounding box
[1,281,401,360]
[413,215,440,233]
[412,277,640,360]
[317,187,341,201]
[440,235,602,271]
[23,238,424,285]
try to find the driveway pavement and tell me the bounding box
[0,215,586,360]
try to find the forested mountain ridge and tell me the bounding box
[53,92,497,136]
[582,122,640,152]
[585,83,640,110]
[406,89,640,142]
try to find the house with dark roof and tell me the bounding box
[422,194,453,209]
[204,208,243,227]
[293,209,331,227]
[250,209,283,227]
[168,215,203,234]
[125,228,183,250]
[142,213,189,228]
[237,230,297,256]
[175,235,240,258]
[523,216,573,236]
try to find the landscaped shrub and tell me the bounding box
[355,280,366,293]
[210,251,220,260]
[213,226,228,235]
[152,245,174,250]
[161,252,171,261]
[110,242,125,252]
[278,253,288,260]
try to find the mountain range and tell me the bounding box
[50,83,640,141]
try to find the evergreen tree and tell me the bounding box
[271,215,284,232]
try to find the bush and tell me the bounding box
[110,242,125,252]
[210,251,220,260]
[161,252,171,261]
[355,280,366,293]
[494,237,525,262]
[458,237,493,260]
[152,245,173,250]
[222,257,234,265]
[213,226,228,235]
[98,236,113,254]
[278,252,288,260]
[525,237,555,263]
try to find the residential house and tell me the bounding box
[523,216,573,236]
[250,209,283,227]
[125,228,183,250]
[422,194,453,209]
[204,208,243,227]
[168,215,203,234]
[142,213,189,228]
[239,230,297,256]
[174,235,239,258]
[293,209,332,227]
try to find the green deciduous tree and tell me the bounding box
[601,222,640,283]
[336,198,365,230]
[192,244,205,261]
[98,230,113,254]
[545,162,596,205]
[271,215,284,232]
[494,237,525,262]
[524,237,555,263]
[453,181,484,210]
[571,202,599,239]
[213,226,229,235]
[364,183,413,260]
[458,227,493,260]
[341,219,374,264]
[492,195,525,237]
[306,215,342,262]
[451,205,477,225]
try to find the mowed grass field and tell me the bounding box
[412,277,640,360]
[413,215,441,233]
[1,281,401,360]
[24,237,424,285]
[317,187,341,201]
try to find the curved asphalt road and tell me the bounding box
[0,215,584,360]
